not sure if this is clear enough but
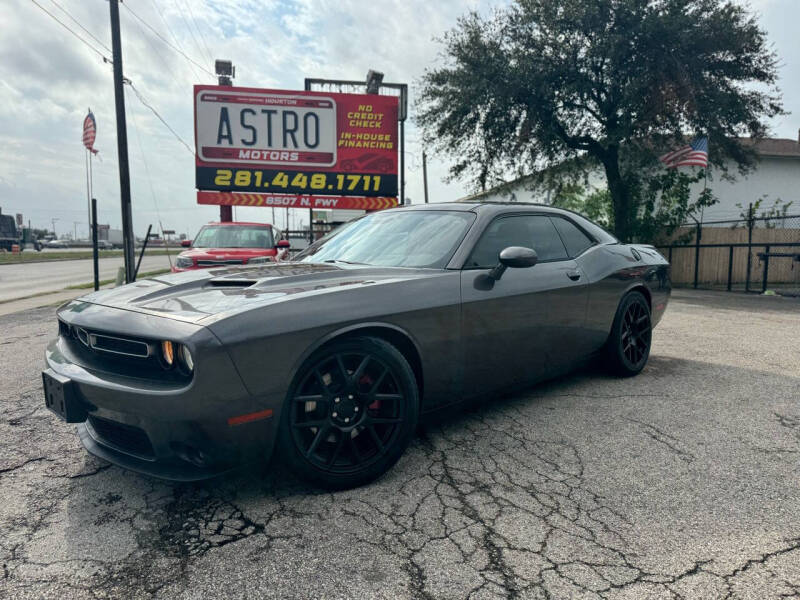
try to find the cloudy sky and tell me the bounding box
[0,0,797,239]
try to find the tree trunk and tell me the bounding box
[600,146,632,242]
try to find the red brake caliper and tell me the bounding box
[359,375,381,411]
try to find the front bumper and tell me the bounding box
[44,303,283,481]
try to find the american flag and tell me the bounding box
[659,137,708,168]
[82,109,98,155]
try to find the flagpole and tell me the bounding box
[701,166,707,225]
[89,150,94,237]
[85,148,92,239]
[700,138,708,225]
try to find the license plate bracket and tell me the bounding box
[42,369,86,423]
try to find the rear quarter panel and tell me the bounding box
[578,243,671,351]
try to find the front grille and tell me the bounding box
[197,259,245,266]
[57,319,191,383]
[88,416,154,458]
[62,322,152,359]
[89,333,150,358]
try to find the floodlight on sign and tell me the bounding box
[215,60,234,76]
[366,69,384,94]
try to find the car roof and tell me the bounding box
[393,201,618,243]
[394,200,568,216]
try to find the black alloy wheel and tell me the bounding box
[607,291,652,376]
[278,336,419,489]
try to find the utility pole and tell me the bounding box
[73,221,80,240]
[215,60,235,223]
[51,218,58,236]
[422,151,429,204]
[109,0,136,283]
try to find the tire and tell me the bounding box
[605,291,652,377]
[277,336,419,489]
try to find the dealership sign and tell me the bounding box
[194,85,399,207]
[196,191,398,211]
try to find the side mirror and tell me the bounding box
[489,246,538,280]
[276,239,291,249]
[181,240,191,248]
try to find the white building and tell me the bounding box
[462,136,800,223]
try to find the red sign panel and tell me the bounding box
[197,191,399,211]
[194,85,398,200]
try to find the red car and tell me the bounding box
[173,222,290,272]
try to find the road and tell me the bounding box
[1,289,799,599]
[0,254,174,302]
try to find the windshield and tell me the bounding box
[296,210,475,268]
[192,225,274,249]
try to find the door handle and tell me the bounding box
[566,270,581,281]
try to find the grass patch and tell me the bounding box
[65,268,171,290]
[0,289,66,305]
[0,249,176,265]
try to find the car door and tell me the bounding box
[459,214,589,398]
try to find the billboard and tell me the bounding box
[194,85,399,200]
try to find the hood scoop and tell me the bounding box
[206,277,257,288]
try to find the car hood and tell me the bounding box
[74,262,445,324]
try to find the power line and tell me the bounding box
[126,85,174,269]
[47,0,111,53]
[146,0,202,81]
[180,0,214,65]
[125,85,164,220]
[173,0,213,71]
[125,81,195,157]
[123,4,181,82]
[29,0,111,63]
[121,2,213,77]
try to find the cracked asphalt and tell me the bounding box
[1,288,799,599]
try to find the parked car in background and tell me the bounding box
[0,211,21,251]
[172,222,289,271]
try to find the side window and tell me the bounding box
[550,217,594,258]
[466,215,568,268]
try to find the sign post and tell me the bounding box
[91,198,99,291]
[193,85,400,218]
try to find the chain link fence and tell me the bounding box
[656,213,800,296]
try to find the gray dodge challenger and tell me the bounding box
[43,202,670,488]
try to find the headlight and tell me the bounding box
[247,256,271,265]
[161,340,175,367]
[176,256,193,268]
[178,345,194,372]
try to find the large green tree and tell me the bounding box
[418,0,783,241]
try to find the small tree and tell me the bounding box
[418,0,783,242]
[551,169,715,243]
[733,196,795,228]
